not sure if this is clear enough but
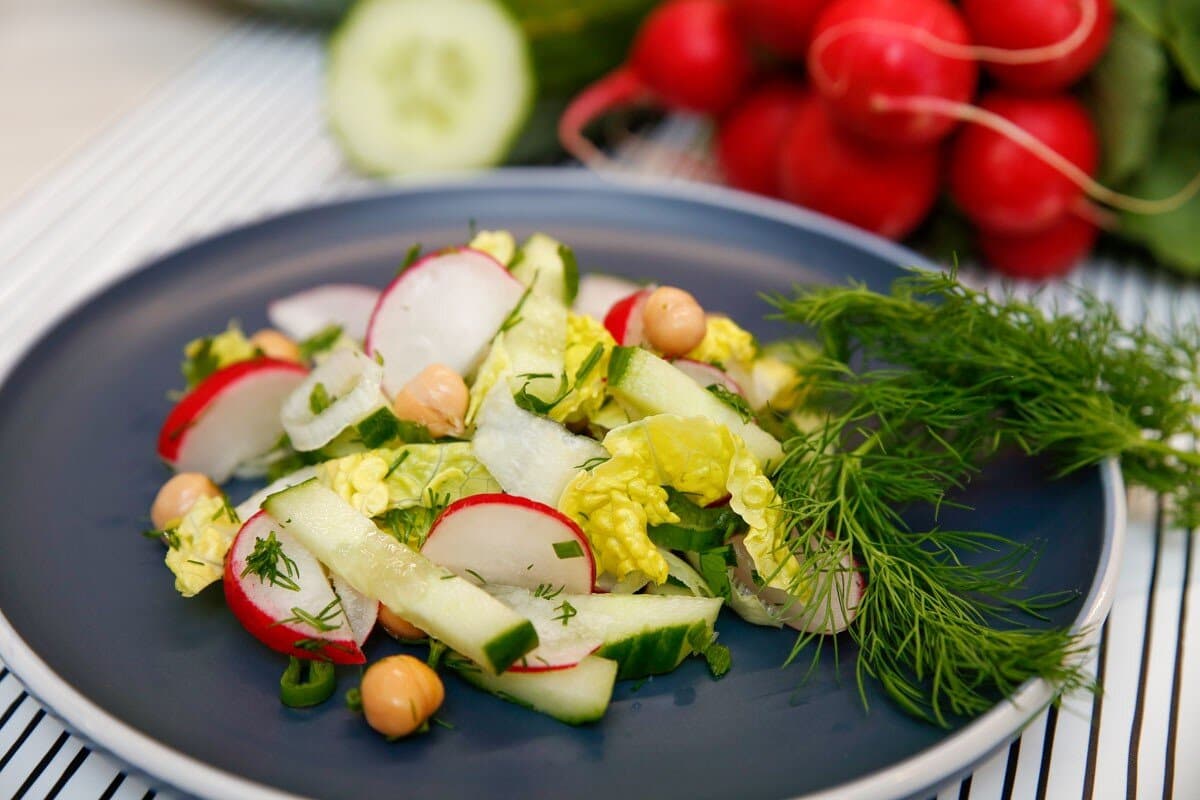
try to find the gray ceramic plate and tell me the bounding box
[0,172,1123,800]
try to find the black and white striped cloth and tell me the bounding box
[0,19,1196,800]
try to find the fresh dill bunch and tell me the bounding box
[765,267,1199,725]
[773,268,1200,526]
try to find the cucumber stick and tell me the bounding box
[607,346,785,469]
[504,291,567,404]
[263,480,537,674]
[327,0,534,175]
[487,585,722,680]
[451,655,618,725]
[511,233,579,305]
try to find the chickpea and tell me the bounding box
[360,655,445,738]
[151,472,220,530]
[391,364,469,438]
[641,286,707,358]
[250,328,302,363]
[378,605,426,641]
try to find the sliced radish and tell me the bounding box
[223,511,365,664]
[485,584,604,672]
[330,572,378,648]
[364,248,526,397]
[672,358,745,397]
[730,533,864,635]
[267,283,380,342]
[573,274,643,322]
[422,494,595,595]
[158,358,307,483]
[602,287,654,346]
[472,385,608,507]
[280,348,388,451]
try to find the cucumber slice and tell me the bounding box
[511,234,580,304]
[487,585,722,680]
[472,386,606,507]
[449,654,618,725]
[607,346,784,469]
[327,0,535,175]
[504,292,568,405]
[264,480,537,673]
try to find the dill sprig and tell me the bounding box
[773,268,1200,525]
[766,267,1200,725]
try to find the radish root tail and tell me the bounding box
[559,67,655,168]
[872,94,1200,216]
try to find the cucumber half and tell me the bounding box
[327,0,535,175]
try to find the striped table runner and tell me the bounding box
[0,19,1197,800]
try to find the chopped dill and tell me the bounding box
[240,531,300,591]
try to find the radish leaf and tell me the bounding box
[1088,19,1168,185]
[1121,101,1200,272]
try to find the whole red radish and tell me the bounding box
[807,0,977,146]
[717,81,807,197]
[732,0,833,60]
[948,92,1098,235]
[962,0,1113,93]
[778,91,940,240]
[977,211,1098,280]
[560,0,754,161]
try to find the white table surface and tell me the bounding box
[0,0,238,212]
[0,8,1198,800]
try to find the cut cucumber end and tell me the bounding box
[482,620,541,674]
[326,0,535,175]
[451,654,618,725]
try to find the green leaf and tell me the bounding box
[552,540,585,559]
[1087,19,1168,185]
[1165,0,1200,89]
[1117,0,1165,35]
[1120,101,1200,273]
[298,325,344,361]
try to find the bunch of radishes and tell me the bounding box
[560,0,1126,280]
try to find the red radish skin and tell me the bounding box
[778,92,940,240]
[572,273,643,322]
[602,288,653,346]
[808,0,977,146]
[559,0,753,162]
[158,359,307,486]
[732,0,833,60]
[422,493,596,595]
[962,0,1112,93]
[223,512,365,664]
[158,358,305,462]
[717,81,807,197]
[948,92,1098,235]
[977,211,1098,280]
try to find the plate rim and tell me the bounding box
[0,169,1127,800]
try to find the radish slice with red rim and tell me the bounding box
[365,248,526,397]
[422,493,595,595]
[223,511,365,664]
[157,358,307,483]
[573,274,644,322]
